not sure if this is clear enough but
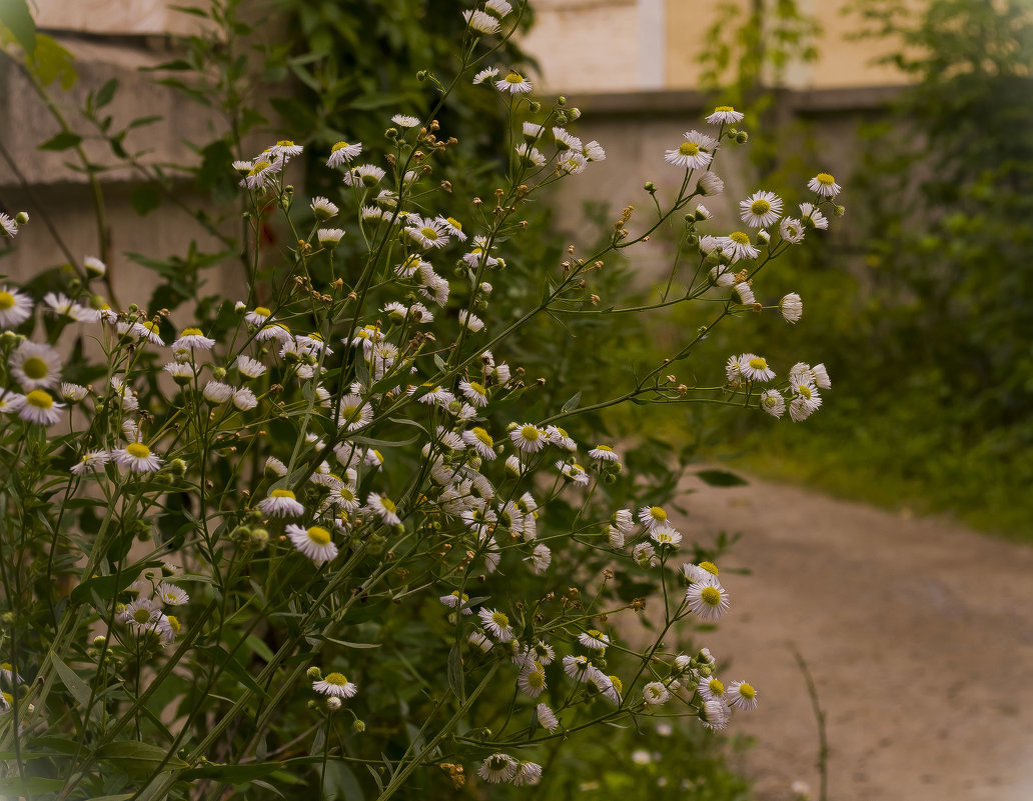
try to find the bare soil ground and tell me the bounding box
[679,471,1033,801]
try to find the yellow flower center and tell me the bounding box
[750,199,771,215]
[729,231,750,245]
[446,217,462,230]
[133,608,152,624]
[276,139,295,147]
[678,141,700,156]
[380,497,397,513]
[797,384,813,400]
[468,381,486,396]
[248,160,271,175]
[526,669,545,690]
[649,506,667,522]
[748,357,768,371]
[331,141,351,152]
[610,675,623,693]
[167,615,181,634]
[708,678,725,695]
[715,105,734,113]
[596,445,613,452]
[700,586,722,607]
[306,526,331,545]
[22,357,49,379]
[472,427,493,447]
[0,292,14,310]
[25,390,53,410]
[491,611,509,627]
[142,321,160,334]
[324,672,349,685]
[126,442,151,459]
[340,404,361,423]
[271,489,296,499]
[816,172,835,185]
[420,227,438,240]
[504,72,524,83]
[699,560,719,576]
[520,425,539,441]
[738,682,756,699]
[180,327,203,337]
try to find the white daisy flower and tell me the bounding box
[789,382,822,422]
[462,427,497,460]
[727,680,759,710]
[799,202,829,230]
[310,196,339,220]
[240,157,283,189]
[664,129,717,170]
[518,663,547,697]
[390,113,421,128]
[557,460,589,486]
[155,582,189,606]
[588,444,619,461]
[811,363,831,389]
[203,380,234,404]
[327,141,363,168]
[637,505,668,530]
[458,310,484,332]
[317,228,345,247]
[512,761,542,787]
[438,216,467,242]
[608,525,625,549]
[528,543,551,574]
[510,423,545,453]
[245,306,273,327]
[479,607,514,642]
[367,492,401,526]
[698,675,726,703]
[779,216,805,243]
[478,754,518,784]
[613,509,634,532]
[701,697,730,730]
[717,231,760,262]
[439,590,473,614]
[473,66,499,85]
[312,671,357,698]
[259,489,305,517]
[463,9,500,34]
[634,542,658,568]
[536,702,559,732]
[0,212,17,238]
[233,387,258,411]
[486,0,512,15]
[112,442,162,473]
[685,577,731,622]
[578,629,610,651]
[739,190,783,228]
[563,654,592,681]
[44,292,101,323]
[337,395,372,431]
[0,286,33,328]
[780,293,803,323]
[469,631,493,652]
[10,341,62,390]
[405,215,450,249]
[459,380,489,407]
[266,139,303,160]
[552,126,582,152]
[287,524,339,565]
[342,164,386,187]
[545,425,576,451]
[117,319,165,346]
[265,457,288,477]
[514,143,546,167]
[70,449,110,476]
[495,71,532,93]
[642,681,671,705]
[171,327,214,352]
[732,281,756,305]
[808,172,841,198]
[698,170,724,196]
[739,353,775,382]
[760,389,787,418]
[649,524,682,548]
[557,152,588,175]
[583,140,606,161]
[705,105,744,125]
[19,389,64,426]
[121,598,163,636]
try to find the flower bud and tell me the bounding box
[14,211,29,225]
[735,131,749,144]
[834,204,846,217]
[326,696,342,711]
[84,256,107,278]
[352,719,366,734]
[307,666,323,680]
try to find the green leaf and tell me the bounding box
[131,184,161,216]
[95,77,119,108]
[180,761,283,782]
[696,469,749,487]
[38,131,82,151]
[318,636,381,649]
[51,651,92,709]
[70,560,164,605]
[0,776,64,795]
[447,642,464,701]
[0,0,36,54]
[32,33,77,89]
[561,391,582,412]
[96,741,188,773]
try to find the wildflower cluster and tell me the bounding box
[0,3,844,797]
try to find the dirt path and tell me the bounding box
[678,472,1033,801]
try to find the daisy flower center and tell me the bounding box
[504,72,524,83]
[132,608,152,624]
[271,489,296,499]
[306,526,331,545]
[341,404,361,422]
[708,678,725,695]
[254,306,271,317]
[276,139,295,147]
[420,227,439,240]
[380,497,397,513]
[678,141,700,156]
[596,445,613,452]
[699,560,719,576]
[816,173,835,186]
[526,670,545,690]
[331,141,351,152]
[468,381,486,395]
[520,425,539,441]
[446,217,462,230]
[126,442,151,459]
[738,682,756,699]
[167,615,181,634]
[700,586,723,607]
[142,321,160,335]
[181,327,203,337]
[0,292,14,310]
[491,611,510,627]
[797,384,813,399]
[22,357,49,379]
[249,160,271,175]
[748,357,768,370]
[649,506,667,522]
[749,199,771,215]
[729,231,750,245]
[715,105,734,112]
[324,672,349,686]
[25,390,53,410]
